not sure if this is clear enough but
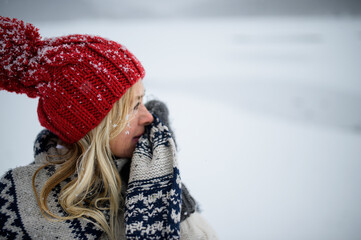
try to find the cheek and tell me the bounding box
[110,134,131,158]
[109,117,139,157]
[113,126,133,146]
[126,115,139,133]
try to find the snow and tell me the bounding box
[1,16,361,239]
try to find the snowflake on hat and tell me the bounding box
[0,16,42,97]
[0,16,145,144]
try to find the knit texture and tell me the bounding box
[0,122,195,239]
[0,130,105,239]
[125,115,182,239]
[0,16,145,144]
[145,100,177,148]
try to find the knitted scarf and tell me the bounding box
[125,115,182,239]
[0,115,186,239]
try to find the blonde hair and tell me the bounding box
[33,84,136,240]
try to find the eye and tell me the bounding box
[133,102,140,111]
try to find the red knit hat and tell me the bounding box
[0,16,145,143]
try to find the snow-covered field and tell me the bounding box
[1,17,361,239]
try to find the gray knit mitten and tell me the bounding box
[145,100,177,148]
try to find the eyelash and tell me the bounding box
[133,102,140,111]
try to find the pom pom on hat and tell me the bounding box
[0,17,145,143]
[0,16,42,97]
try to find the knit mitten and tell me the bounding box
[145,100,177,148]
[145,100,198,220]
[124,115,182,239]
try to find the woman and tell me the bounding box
[0,17,217,239]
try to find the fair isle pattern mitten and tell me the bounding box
[125,115,182,239]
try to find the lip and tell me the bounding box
[134,132,144,138]
[132,132,144,143]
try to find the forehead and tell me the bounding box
[133,80,145,99]
[133,80,144,92]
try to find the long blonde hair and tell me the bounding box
[33,84,135,239]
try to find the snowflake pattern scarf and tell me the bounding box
[125,115,182,239]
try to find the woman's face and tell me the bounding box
[109,80,154,158]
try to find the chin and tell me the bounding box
[124,147,136,159]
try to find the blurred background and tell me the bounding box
[1,0,361,239]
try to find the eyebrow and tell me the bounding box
[136,90,145,100]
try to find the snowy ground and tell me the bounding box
[1,16,361,239]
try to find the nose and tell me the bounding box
[139,104,154,125]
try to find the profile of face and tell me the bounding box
[109,80,154,158]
